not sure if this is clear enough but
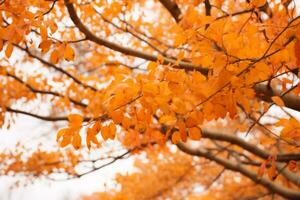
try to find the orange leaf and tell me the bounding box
[122,116,133,130]
[64,44,75,61]
[177,120,187,142]
[39,40,52,53]
[258,162,266,178]
[57,128,69,141]
[186,111,202,128]
[5,43,13,58]
[288,160,297,171]
[188,127,202,140]
[92,121,102,133]
[86,128,100,149]
[171,131,181,144]
[60,134,72,147]
[50,49,60,64]
[110,110,124,124]
[159,115,177,126]
[294,39,300,65]
[0,40,3,51]
[271,96,285,107]
[251,0,266,7]
[101,125,110,140]
[108,122,116,139]
[268,164,277,180]
[72,133,81,150]
[40,24,48,40]
[68,113,83,129]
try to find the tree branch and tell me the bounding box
[7,72,87,108]
[14,44,98,92]
[158,0,181,23]
[201,129,300,162]
[6,107,71,121]
[177,143,300,200]
[63,0,207,74]
[254,83,300,112]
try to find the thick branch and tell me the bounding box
[64,0,300,113]
[254,83,300,112]
[158,0,181,23]
[177,143,300,200]
[64,0,207,74]
[202,129,300,162]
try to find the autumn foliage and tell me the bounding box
[1,0,300,199]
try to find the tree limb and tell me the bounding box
[201,129,300,162]
[177,143,300,200]
[158,0,181,23]
[64,0,207,74]
[7,72,87,108]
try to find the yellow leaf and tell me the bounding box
[271,96,285,107]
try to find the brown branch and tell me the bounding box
[277,163,300,188]
[63,1,300,113]
[204,0,211,16]
[254,83,300,112]
[76,150,131,178]
[94,8,167,56]
[64,0,207,74]
[14,44,98,92]
[213,141,300,188]
[6,107,71,121]
[177,143,300,200]
[7,72,87,107]
[158,0,182,23]
[201,129,300,162]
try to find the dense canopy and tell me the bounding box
[1,0,300,199]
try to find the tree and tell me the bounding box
[1,0,300,199]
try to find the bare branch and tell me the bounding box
[7,72,87,107]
